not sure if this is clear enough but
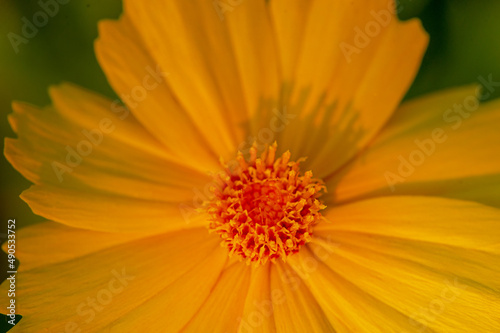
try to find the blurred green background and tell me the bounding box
[0,1,122,328]
[0,0,122,232]
[0,0,500,330]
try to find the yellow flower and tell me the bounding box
[3,0,500,332]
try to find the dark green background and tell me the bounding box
[1,0,500,330]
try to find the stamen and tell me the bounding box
[206,143,326,265]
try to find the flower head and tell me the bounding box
[207,143,326,265]
[3,0,500,332]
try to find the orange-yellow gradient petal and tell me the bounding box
[287,247,421,332]
[181,263,252,332]
[96,0,428,178]
[0,227,226,332]
[328,85,500,208]
[4,83,210,232]
[309,196,500,332]
[270,263,334,332]
[106,245,228,332]
[237,265,277,333]
[4,0,499,332]
[273,0,428,178]
[95,15,221,172]
[105,0,265,161]
[1,222,145,272]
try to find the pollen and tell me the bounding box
[206,143,327,265]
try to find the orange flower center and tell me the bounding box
[206,144,326,265]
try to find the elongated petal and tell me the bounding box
[20,185,209,233]
[181,263,252,332]
[95,16,221,171]
[1,222,146,271]
[328,86,500,208]
[274,0,428,178]
[5,84,210,232]
[237,265,276,333]
[308,196,500,332]
[287,247,427,332]
[0,227,225,332]
[270,262,335,332]
[106,246,228,332]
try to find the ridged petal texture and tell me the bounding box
[3,1,500,332]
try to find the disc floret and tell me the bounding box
[206,143,326,265]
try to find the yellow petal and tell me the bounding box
[237,265,276,333]
[269,0,311,84]
[5,84,210,195]
[310,196,500,332]
[95,16,222,171]
[115,0,259,160]
[106,246,227,332]
[224,0,281,134]
[317,230,500,297]
[317,196,500,253]
[328,85,500,208]
[1,222,146,272]
[5,84,212,233]
[270,262,334,332]
[276,0,428,178]
[20,185,209,233]
[181,262,252,333]
[286,246,422,332]
[0,227,225,332]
